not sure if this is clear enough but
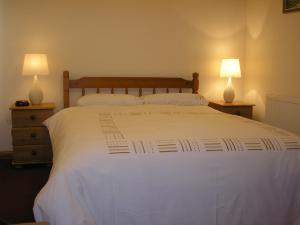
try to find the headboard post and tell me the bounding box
[192,72,199,94]
[63,71,70,108]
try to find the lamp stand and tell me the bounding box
[223,77,235,103]
[29,75,43,105]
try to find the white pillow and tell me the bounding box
[142,93,208,106]
[76,94,143,106]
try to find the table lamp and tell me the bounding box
[22,54,49,105]
[220,58,241,103]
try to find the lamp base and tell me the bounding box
[29,76,43,105]
[223,86,235,103]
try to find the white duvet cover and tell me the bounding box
[34,105,300,225]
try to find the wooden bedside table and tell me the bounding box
[208,101,255,119]
[9,103,55,167]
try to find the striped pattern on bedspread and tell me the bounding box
[98,112,300,154]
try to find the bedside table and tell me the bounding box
[208,101,255,119]
[9,103,55,166]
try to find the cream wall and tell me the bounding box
[245,0,300,120]
[0,0,5,150]
[0,0,246,151]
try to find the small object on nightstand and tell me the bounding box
[9,103,56,167]
[209,100,255,119]
[15,100,30,107]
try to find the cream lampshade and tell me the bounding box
[22,54,49,105]
[220,59,241,103]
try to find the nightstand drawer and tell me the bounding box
[12,110,53,127]
[13,145,52,164]
[221,107,252,118]
[12,127,51,145]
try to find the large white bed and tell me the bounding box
[33,72,300,225]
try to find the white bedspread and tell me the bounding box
[34,105,300,225]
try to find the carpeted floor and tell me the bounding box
[0,158,51,224]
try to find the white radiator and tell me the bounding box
[265,95,300,135]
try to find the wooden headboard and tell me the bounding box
[63,71,199,108]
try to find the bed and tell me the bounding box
[34,71,300,225]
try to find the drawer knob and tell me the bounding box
[30,132,37,139]
[31,150,37,156]
[30,115,36,121]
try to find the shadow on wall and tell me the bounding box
[171,1,245,39]
[244,0,272,121]
[169,1,247,101]
[246,0,272,39]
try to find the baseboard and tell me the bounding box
[0,151,13,159]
